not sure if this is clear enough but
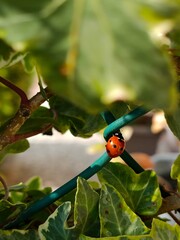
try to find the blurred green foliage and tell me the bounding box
[0,62,33,123]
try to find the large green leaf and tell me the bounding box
[49,96,106,137]
[49,96,128,137]
[74,177,100,237]
[98,163,162,216]
[38,202,72,240]
[0,0,177,112]
[0,230,39,240]
[171,155,180,191]
[39,178,100,240]
[79,218,180,239]
[41,0,177,112]
[99,184,149,237]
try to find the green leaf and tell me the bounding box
[58,188,76,206]
[74,177,100,237]
[9,178,51,206]
[49,96,129,137]
[0,229,40,240]
[8,183,26,192]
[49,96,106,137]
[25,176,42,191]
[99,184,149,237]
[22,53,35,73]
[0,39,26,69]
[107,101,129,120]
[38,202,72,240]
[79,235,152,240]
[98,163,162,216]
[165,105,180,140]
[0,139,29,162]
[17,107,54,135]
[0,200,26,228]
[171,155,180,191]
[150,218,180,240]
[43,0,177,112]
[0,0,177,112]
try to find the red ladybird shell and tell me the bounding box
[105,135,125,158]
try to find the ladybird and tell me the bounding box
[105,132,125,158]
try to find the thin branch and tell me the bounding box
[157,194,180,215]
[12,109,57,141]
[0,87,53,151]
[168,211,180,225]
[0,76,29,105]
[13,123,53,142]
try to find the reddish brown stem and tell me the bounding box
[13,123,53,142]
[168,211,180,225]
[0,87,53,151]
[0,76,29,105]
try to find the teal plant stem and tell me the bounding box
[101,106,148,173]
[4,106,148,229]
[4,152,111,229]
[103,106,149,141]
[101,107,170,199]
[120,150,144,173]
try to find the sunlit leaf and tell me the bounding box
[0,0,177,112]
[99,184,149,237]
[38,202,72,240]
[25,177,42,191]
[79,235,152,240]
[74,177,100,237]
[98,163,162,215]
[44,0,177,112]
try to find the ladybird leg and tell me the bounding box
[114,131,124,140]
[118,138,124,143]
